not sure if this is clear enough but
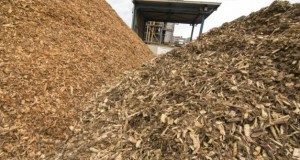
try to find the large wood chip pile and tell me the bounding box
[0,0,153,159]
[62,2,299,160]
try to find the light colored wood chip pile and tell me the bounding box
[0,0,153,159]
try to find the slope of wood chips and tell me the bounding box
[0,0,153,159]
[61,2,300,160]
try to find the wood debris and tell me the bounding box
[61,2,300,160]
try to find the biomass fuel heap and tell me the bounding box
[0,0,153,159]
[61,1,300,160]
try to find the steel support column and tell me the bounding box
[131,7,137,30]
[190,24,195,41]
[199,15,205,35]
[159,27,163,44]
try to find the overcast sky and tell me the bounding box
[106,0,300,39]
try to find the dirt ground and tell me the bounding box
[0,0,153,159]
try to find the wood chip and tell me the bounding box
[0,1,153,159]
[60,2,299,159]
[2,1,299,160]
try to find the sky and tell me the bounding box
[106,0,300,39]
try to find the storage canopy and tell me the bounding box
[132,0,221,24]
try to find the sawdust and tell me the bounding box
[61,1,300,160]
[0,0,153,159]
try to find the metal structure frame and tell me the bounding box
[144,22,175,45]
[132,0,221,41]
[145,21,164,44]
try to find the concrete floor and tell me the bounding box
[147,44,175,55]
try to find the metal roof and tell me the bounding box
[132,0,221,24]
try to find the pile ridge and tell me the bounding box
[0,0,153,159]
[62,1,299,160]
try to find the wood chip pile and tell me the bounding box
[0,0,153,159]
[61,2,299,160]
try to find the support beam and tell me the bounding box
[131,7,137,30]
[199,15,205,35]
[190,24,195,41]
[144,21,148,42]
[136,5,201,12]
[159,27,163,44]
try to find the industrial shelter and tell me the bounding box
[132,0,221,43]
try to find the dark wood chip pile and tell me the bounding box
[61,2,299,160]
